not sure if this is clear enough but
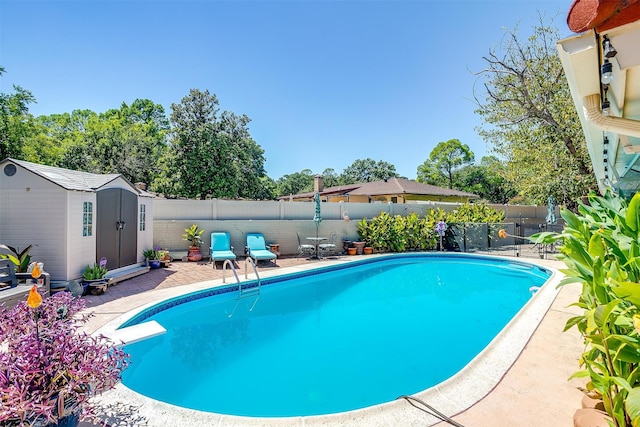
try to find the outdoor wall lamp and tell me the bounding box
[602,35,617,59]
[601,59,614,85]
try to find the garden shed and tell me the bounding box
[0,158,153,283]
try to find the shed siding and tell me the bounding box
[67,192,97,280]
[1,166,71,280]
[0,187,68,280]
[137,197,154,263]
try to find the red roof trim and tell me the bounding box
[567,0,640,32]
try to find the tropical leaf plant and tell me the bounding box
[531,191,640,427]
[0,243,33,273]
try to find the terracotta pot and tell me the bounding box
[363,247,373,255]
[188,246,202,262]
[353,241,366,255]
[268,244,280,258]
[347,247,357,256]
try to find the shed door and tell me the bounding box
[96,188,138,269]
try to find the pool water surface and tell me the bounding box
[120,254,550,417]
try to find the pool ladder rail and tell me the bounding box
[223,258,261,317]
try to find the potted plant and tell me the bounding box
[81,258,108,295]
[182,224,204,262]
[0,285,130,426]
[143,248,161,269]
[0,243,34,273]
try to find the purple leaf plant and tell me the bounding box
[0,291,129,426]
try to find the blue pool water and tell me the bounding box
[120,254,550,417]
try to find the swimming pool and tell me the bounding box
[116,253,551,418]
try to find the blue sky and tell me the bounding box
[1,0,572,180]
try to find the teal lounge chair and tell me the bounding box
[210,232,237,269]
[246,233,277,265]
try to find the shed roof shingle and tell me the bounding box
[4,158,130,192]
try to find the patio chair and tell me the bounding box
[245,233,277,265]
[0,259,17,290]
[297,232,316,258]
[210,232,237,270]
[318,231,338,258]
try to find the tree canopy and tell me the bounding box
[164,89,268,200]
[417,139,474,189]
[0,67,37,160]
[339,158,399,185]
[474,16,596,208]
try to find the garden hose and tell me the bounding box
[397,395,467,427]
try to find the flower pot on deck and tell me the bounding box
[363,247,373,255]
[188,246,202,262]
[347,247,357,256]
[353,241,366,255]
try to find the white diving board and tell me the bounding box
[101,320,166,345]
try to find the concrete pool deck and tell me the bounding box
[79,251,584,427]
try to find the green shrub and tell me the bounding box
[357,204,504,253]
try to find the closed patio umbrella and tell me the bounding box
[313,192,322,238]
[546,196,557,225]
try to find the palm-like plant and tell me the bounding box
[182,224,204,248]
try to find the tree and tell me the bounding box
[0,67,37,159]
[275,170,314,198]
[255,175,277,200]
[339,158,399,184]
[87,100,169,185]
[166,89,267,200]
[474,15,596,209]
[30,101,169,186]
[321,168,340,188]
[41,110,97,170]
[454,156,516,203]
[417,139,474,189]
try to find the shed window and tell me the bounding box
[83,202,93,236]
[139,204,146,231]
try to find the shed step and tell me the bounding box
[105,265,150,285]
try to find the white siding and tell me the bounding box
[0,167,70,281]
[66,192,97,280]
[137,197,154,262]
